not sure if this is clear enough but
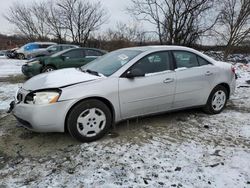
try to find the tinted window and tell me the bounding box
[197,56,211,66]
[173,51,199,68]
[131,52,172,74]
[39,44,53,48]
[24,44,39,51]
[48,46,60,52]
[62,45,74,50]
[63,50,84,59]
[85,50,102,57]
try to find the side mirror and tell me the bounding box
[125,68,145,78]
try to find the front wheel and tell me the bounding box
[203,85,228,114]
[66,99,112,142]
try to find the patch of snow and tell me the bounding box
[0,59,25,77]
[0,83,21,110]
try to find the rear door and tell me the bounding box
[172,50,216,108]
[119,51,176,119]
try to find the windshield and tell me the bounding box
[82,49,142,76]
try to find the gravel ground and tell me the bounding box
[0,59,250,187]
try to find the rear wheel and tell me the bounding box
[42,66,56,73]
[203,85,228,114]
[66,99,112,142]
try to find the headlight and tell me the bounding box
[25,90,61,105]
[27,60,40,66]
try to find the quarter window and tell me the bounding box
[173,51,199,68]
[197,56,211,66]
[131,52,172,74]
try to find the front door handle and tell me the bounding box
[163,78,174,83]
[205,71,213,76]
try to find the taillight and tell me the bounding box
[231,66,236,74]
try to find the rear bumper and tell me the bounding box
[12,99,75,132]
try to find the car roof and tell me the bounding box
[29,42,57,45]
[51,44,79,47]
[120,45,199,52]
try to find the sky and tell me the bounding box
[0,0,139,35]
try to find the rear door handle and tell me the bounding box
[163,78,174,83]
[205,71,213,76]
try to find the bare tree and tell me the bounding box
[216,0,250,59]
[127,0,217,46]
[31,1,51,40]
[45,1,67,43]
[105,22,144,41]
[5,2,38,40]
[5,2,51,40]
[57,0,108,45]
[5,0,108,44]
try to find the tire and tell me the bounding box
[66,99,112,142]
[42,66,56,73]
[203,85,228,114]
[18,53,25,60]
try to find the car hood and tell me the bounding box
[23,68,103,91]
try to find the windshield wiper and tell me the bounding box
[80,68,100,77]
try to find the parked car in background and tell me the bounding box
[11,46,236,142]
[16,42,57,59]
[26,44,79,59]
[0,50,6,58]
[22,47,106,77]
[6,48,18,59]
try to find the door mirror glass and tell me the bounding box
[125,68,145,78]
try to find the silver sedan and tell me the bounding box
[10,46,236,142]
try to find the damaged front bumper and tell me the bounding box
[9,99,75,133]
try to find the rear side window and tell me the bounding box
[131,51,172,74]
[85,50,103,57]
[197,56,211,66]
[63,50,84,59]
[173,51,199,68]
[39,44,53,48]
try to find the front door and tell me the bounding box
[119,51,176,119]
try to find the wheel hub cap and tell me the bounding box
[77,108,106,137]
[212,90,226,111]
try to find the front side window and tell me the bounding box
[173,51,199,68]
[24,44,39,51]
[62,45,74,50]
[131,51,172,74]
[48,46,60,52]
